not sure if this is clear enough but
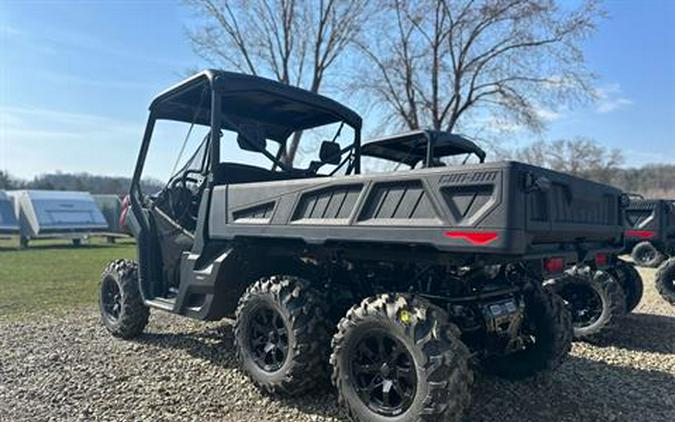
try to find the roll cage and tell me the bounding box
[129,70,363,233]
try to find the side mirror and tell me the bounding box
[237,126,266,152]
[319,141,341,165]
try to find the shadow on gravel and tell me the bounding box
[581,313,675,354]
[136,322,352,421]
[136,323,239,369]
[469,355,675,422]
[128,319,674,422]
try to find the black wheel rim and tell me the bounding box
[664,268,675,294]
[559,284,603,327]
[101,277,122,321]
[638,248,655,264]
[350,331,417,417]
[248,305,289,372]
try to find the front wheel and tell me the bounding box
[331,294,473,422]
[483,282,572,379]
[99,259,149,338]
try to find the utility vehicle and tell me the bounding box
[361,131,642,339]
[623,195,675,267]
[100,70,628,422]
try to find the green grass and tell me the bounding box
[0,237,136,318]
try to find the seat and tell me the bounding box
[213,162,313,185]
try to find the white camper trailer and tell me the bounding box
[0,191,20,237]
[10,190,109,247]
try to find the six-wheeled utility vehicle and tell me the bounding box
[623,195,675,267]
[100,70,629,422]
[360,130,643,339]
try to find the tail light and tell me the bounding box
[444,231,498,246]
[543,257,565,275]
[595,253,608,267]
[625,229,655,239]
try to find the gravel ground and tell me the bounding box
[1,267,674,422]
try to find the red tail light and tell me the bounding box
[543,257,564,274]
[444,231,498,246]
[625,229,655,239]
[595,253,608,267]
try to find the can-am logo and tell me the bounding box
[440,171,498,185]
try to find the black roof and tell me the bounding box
[361,130,486,166]
[149,70,362,142]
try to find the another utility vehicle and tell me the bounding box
[623,195,675,267]
[100,71,628,422]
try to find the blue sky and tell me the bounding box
[0,0,674,180]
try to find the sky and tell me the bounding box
[0,0,674,180]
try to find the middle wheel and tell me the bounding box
[234,275,331,396]
[331,294,473,422]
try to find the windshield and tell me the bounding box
[141,119,211,194]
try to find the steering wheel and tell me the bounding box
[167,170,204,228]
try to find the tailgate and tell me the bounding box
[518,163,624,245]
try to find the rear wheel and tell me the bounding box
[609,260,643,312]
[234,275,331,396]
[545,268,625,339]
[99,259,149,338]
[632,241,665,268]
[331,294,473,422]
[483,282,572,379]
[655,258,675,305]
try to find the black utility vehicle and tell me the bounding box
[624,196,675,267]
[361,131,642,339]
[100,71,628,422]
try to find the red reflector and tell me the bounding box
[543,257,565,274]
[625,229,656,239]
[595,253,608,266]
[444,231,498,246]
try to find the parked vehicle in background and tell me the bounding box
[624,195,675,267]
[99,70,631,422]
[9,190,108,248]
[0,190,20,238]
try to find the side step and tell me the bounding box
[145,297,175,312]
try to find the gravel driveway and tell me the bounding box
[1,268,673,422]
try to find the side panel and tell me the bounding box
[209,164,520,254]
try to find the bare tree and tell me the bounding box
[185,0,368,164]
[511,137,623,183]
[355,0,604,136]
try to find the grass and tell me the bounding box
[0,237,136,318]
